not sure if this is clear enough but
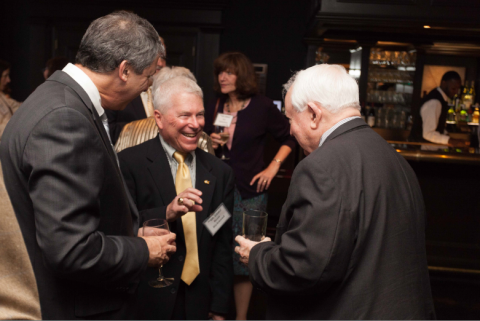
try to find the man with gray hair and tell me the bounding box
[235,64,435,319]
[119,76,234,320]
[1,11,175,319]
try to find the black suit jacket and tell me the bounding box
[249,118,435,319]
[118,136,234,320]
[0,71,149,319]
[106,95,147,145]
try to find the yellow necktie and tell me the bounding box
[146,87,155,117]
[173,151,200,285]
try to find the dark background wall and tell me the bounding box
[0,0,315,104]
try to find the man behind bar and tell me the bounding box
[0,11,176,319]
[235,64,435,319]
[410,70,466,147]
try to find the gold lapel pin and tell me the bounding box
[204,180,210,184]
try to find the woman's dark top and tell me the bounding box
[205,95,296,200]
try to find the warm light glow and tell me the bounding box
[424,25,431,29]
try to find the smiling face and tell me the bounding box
[0,69,11,92]
[218,70,237,95]
[155,92,205,153]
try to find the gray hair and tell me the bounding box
[283,64,360,114]
[153,66,196,87]
[75,11,165,74]
[153,76,203,114]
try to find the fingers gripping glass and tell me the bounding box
[142,219,174,288]
[215,126,230,161]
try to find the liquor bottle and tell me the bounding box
[462,81,473,109]
[367,105,375,127]
[470,80,476,106]
[472,106,480,124]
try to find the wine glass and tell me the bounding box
[242,210,268,242]
[142,219,174,288]
[215,125,230,161]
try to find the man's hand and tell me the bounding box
[235,235,271,265]
[208,312,226,320]
[448,138,468,148]
[140,233,176,267]
[166,187,203,222]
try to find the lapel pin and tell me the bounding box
[204,180,210,184]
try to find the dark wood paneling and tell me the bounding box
[337,0,415,4]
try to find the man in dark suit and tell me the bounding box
[235,64,435,319]
[119,76,234,320]
[0,11,175,319]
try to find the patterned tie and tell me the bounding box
[146,87,155,117]
[173,151,200,285]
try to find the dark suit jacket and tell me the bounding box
[249,118,435,319]
[118,136,234,320]
[0,71,149,319]
[106,95,147,145]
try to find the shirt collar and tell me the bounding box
[62,63,105,117]
[436,87,449,102]
[159,134,195,163]
[318,116,361,147]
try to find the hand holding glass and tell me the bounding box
[142,219,174,288]
[215,126,230,160]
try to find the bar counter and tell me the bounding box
[388,141,480,165]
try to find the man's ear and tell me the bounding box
[118,60,129,82]
[306,101,322,129]
[154,109,164,130]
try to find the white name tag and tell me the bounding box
[203,203,231,236]
[213,113,234,127]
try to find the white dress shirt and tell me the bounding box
[420,87,450,145]
[62,63,112,143]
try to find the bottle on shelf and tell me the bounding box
[462,81,473,110]
[472,105,480,124]
[367,104,376,127]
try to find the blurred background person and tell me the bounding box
[0,60,21,141]
[43,56,69,80]
[106,36,167,144]
[205,51,295,320]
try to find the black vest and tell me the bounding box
[409,88,449,142]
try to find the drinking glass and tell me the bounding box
[142,219,174,288]
[242,210,268,242]
[215,126,230,161]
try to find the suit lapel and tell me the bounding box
[195,150,216,242]
[49,71,140,231]
[146,138,177,206]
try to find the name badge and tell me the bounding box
[203,203,231,236]
[213,113,234,127]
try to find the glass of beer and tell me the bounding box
[243,210,268,242]
[215,126,230,160]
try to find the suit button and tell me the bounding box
[178,255,184,262]
[171,287,176,294]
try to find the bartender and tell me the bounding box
[410,71,466,147]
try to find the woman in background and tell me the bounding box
[205,52,295,320]
[0,60,21,141]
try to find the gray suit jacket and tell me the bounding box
[0,71,149,319]
[249,118,435,319]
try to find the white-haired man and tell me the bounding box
[235,64,435,319]
[119,76,234,320]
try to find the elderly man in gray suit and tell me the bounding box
[0,11,176,319]
[235,64,435,319]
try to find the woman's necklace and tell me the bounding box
[225,98,245,113]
